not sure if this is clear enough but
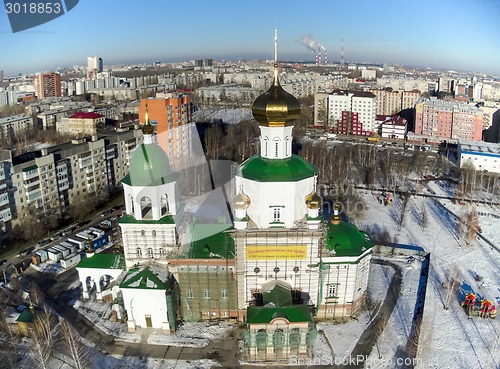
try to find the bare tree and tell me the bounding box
[29,283,45,306]
[58,319,92,369]
[0,290,20,368]
[465,207,480,243]
[418,203,429,230]
[443,266,460,310]
[30,306,56,369]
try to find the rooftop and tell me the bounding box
[120,265,172,290]
[76,253,125,269]
[69,112,104,119]
[240,154,317,182]
[324,220,374,257]
[0,114,31,125]
[459,140,500,155]
[247,304,312,324]
[188,223,235,259]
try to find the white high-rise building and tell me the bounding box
[327,89,377,132]
[87,56,103,77]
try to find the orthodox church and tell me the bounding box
[76,31,374,361]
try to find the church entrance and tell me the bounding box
[145,314,152,328]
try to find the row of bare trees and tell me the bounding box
[0,288,90,369]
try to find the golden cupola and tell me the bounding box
[305,191,321,209]
[232,191,251,210]
[252,30,301,127]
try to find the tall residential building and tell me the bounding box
[0,70,4,82]
[87,56,103,78]
[2,128,142,230]
[368,89,421,116]
[327,89,376,134]
[415,99,483,141]
[34,72,62,99]
[138,93,193,169]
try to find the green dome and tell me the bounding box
[325,221,373,257]
[122,143,177,186]
[240,154,317,182]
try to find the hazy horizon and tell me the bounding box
[1,0,499,77]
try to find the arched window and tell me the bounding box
[273,329,285,353]
[129,194,134,214]
[159,248,165,257]
[275,142,279,157]
[140,196,152,219]
[256,329,267,353]
[263,137,269,157]
[137,247,142,257]
[161,194,169,216]
[152,230,156,237]
[147,247,154,257]
[289,328,300,350]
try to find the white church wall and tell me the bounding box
[121,288,169,330]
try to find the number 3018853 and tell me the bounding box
[5,2,62,14]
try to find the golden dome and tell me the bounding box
[251,30,301,127]
[141,102,154,135]
[331,202,341,225]
[305,191,321,209]
[232,191,251,210]
[252,73,301,127]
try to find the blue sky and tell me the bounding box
[0,0,499,77]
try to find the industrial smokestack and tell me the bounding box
[301,33,325,65]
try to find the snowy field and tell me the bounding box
[354,180,500,369]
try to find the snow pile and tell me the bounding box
[148,322,230,347]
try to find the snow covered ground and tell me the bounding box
[354,181,500,369]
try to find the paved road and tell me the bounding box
[28,268,241,367]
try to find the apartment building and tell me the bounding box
[34,72,62,98]
[368,89,421,115]
[415,99,483,141]
[327,89,376,133]
[57,112,105,136]
[0,114,34,137]
[0,151,13,230]
[1,128,143,230]
[138,94,193,169]
[377,115,408,139]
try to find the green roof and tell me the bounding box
[16,309,34,323]
[324,221,374,257]
[121,143,178,186]
[189,223,235,259]
[118,214,175,225]
[119,266,170,290]
[22,165,38,172]
[247,305,312,324]
[240,154,317,182]
[262,282,292,308]
[76,254,125,269]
